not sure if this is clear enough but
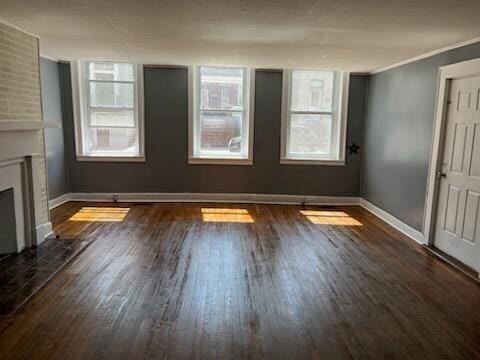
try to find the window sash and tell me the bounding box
[86,67,136,108]
[85,61,138,141]
[198,108,244,113]
[87,79,135,84]
[193,66,250,160]
[196,110,246,158]
[89,106,135,111]
[286,113,335,158]
[288,111,335,157]
[289,110,332,115]
[282,69,347,163]
[73,61,144,159]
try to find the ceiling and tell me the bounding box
[1,0,480,72]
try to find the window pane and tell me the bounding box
[291,70,334,112]
[289,114,331,155]
[86,127,138,154]
[200,67,243,110]
[89,62,134,81]
[200,111,243,153]
[90,109,135,127]
[90,82,134,108]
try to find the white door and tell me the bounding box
[434,75,480,271]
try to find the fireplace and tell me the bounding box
[0,22,59,254]
[0,121,57,254]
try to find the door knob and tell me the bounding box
[437,171,447,178]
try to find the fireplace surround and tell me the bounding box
[0,121,57,254]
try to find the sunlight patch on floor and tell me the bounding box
[300,210,362,226]
[201,208,254,223]
[69,207,130,222]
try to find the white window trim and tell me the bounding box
[188,65,255,166]
[280,69,350,166]
[71,61,145,162]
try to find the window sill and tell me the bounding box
[76,155,146,163]
[188,157,253,165]
[280,158,345,166]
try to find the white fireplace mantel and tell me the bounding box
[0,120,59,132]
[0,120,58,252]
[0,121,59,162]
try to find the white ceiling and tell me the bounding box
[1,0,480,72]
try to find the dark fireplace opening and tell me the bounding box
[0,188,17,254]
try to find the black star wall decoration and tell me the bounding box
[347,142,360,154]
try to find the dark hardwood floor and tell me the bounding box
[0,237,90,316]
[0,202,479,359]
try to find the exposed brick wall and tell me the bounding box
[0,22,49,225]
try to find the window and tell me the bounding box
[71,61,145,161]
[189,66,254,165]
[281,70,349,165]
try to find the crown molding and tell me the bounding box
[370,36,480,75]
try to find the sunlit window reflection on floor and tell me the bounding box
[300,210,362,226]
[201,208,254,223]
[69,207,130,222]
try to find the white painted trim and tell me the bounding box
[136,63,146,160]
[248,68,255,164]
[68,192,360,206]
[280,69,349,165]
[338,72,350,162]
[280,159,345,166]
[280,69,290,162]
[40,53,59,62]
[423,58,480,247]
[370,37,480,75]
[188,66,255,165]
[54,192,429,247]
[70,61,146,161]
[70,61,84,156]
[188,66,194,161]
[76,155,146,163]
[35,222,53,245]
[359,199,426,245]
[188,158,253,165]
[49,193,71,209]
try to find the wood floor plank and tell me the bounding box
[0,202,478,359]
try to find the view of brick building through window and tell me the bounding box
[288,70,334,156]
[86,62,139,156]
[199,67,244,154]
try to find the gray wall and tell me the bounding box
[40,57,68,200]
[362,42,480,231]
[59,64,367,196]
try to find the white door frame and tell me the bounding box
[423,58,480,247]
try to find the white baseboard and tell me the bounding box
[68,192,361,206]
[52,192,426,245]
[35,221,53,245]
[49,193,70,209]
[359,198,426,244]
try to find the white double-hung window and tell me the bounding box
[189,66,254,165]
[281,70,349,165]
[71,61,145,161]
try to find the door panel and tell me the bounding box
[462,190,480,243]
[457,91,472,110]
[450,124,468,173]
[469,124,480,177]
[434,75,480,271]
[443,185,460,234]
